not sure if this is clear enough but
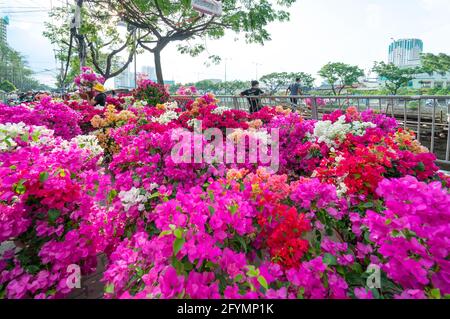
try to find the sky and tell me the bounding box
[2,0,450,87]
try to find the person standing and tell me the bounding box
[240,80,265,113]
[286,77,302,108]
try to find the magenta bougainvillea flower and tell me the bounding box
[0,91,449,299]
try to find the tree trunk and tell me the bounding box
[154,50,164,85]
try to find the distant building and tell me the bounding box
[385,39,450,90]
[114,64,135,89]
[0,16,9,44]
[141,66,156,81]
[408,72,450,90]
[355,78,382,91]
[388,39,423,68]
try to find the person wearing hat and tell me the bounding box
[90,83,107,107]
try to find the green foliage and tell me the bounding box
[43,4,139,89]
[0,80,16,93]
[0,42,45,91]
[421,53,450,76]
[134,80,169,106]
[318,62,364,95]
[372,61,419,95]
[260,72,315,94]
[91,0,299,84]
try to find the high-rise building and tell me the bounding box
[385,39,450,89]
[0,16,9,44]
[141,66,156,81]
[388,39,423,68]
[114,64,135,89]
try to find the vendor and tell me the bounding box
[90,83,107,107]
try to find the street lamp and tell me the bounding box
[223,58,232,82]
[253,62,262,80]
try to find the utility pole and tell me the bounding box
[134,29,137,88]
[59,49,64,94]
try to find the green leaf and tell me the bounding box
[174,228,183,239]
[13,179,27,195]
[159,230,172,237]
[208,190,215,202]
[39,172,49,183]
[371,288,381,299]
[48,209,60,223]
[246,265,259,277]
[430,288,441,299]
[416,162,425,172]
[323,253,337,266]
[257,276,268,290]
[234,274,243,282]
[361,202,374,209]
[105,283,114,294]
[20,133,29,142]
[173,237,185,256]
[107,189,118,204]
[208,205,215,216]
[229,204,238,215]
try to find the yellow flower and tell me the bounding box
[226,169,249,181]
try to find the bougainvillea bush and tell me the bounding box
[133,79,169,107]
[0,92,449,299]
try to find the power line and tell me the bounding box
[1,10,51,13]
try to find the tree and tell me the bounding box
[372,61,418,95]
[420,53,450,76]
[318,62,364,95]
[217,80,248,95]
[260,72,315,94]
[43,4,143,89]
[194,79,221,94]
[0,80,16,93]
[0,41,45,91]
[90,0,298,84]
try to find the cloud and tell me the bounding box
[419,0,450,13]
[365,3,383,29]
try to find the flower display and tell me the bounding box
[133,79,170,106]
[1,91,449,300]
[74,67,106,94]
[176,86,198,96]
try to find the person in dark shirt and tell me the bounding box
[91,83,107,107]
[240,81,265,113]
[286,77,303,108]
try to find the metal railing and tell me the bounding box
[171,95,450,166]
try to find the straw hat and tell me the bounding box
[93,83,106,93]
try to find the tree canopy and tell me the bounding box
[43,3,143,89]
[318,62,364,95]
[372,61,419,95]
[420,53,450,76]
[88,0,298,84]
[0,42,45,91]
[260,72,315,94]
